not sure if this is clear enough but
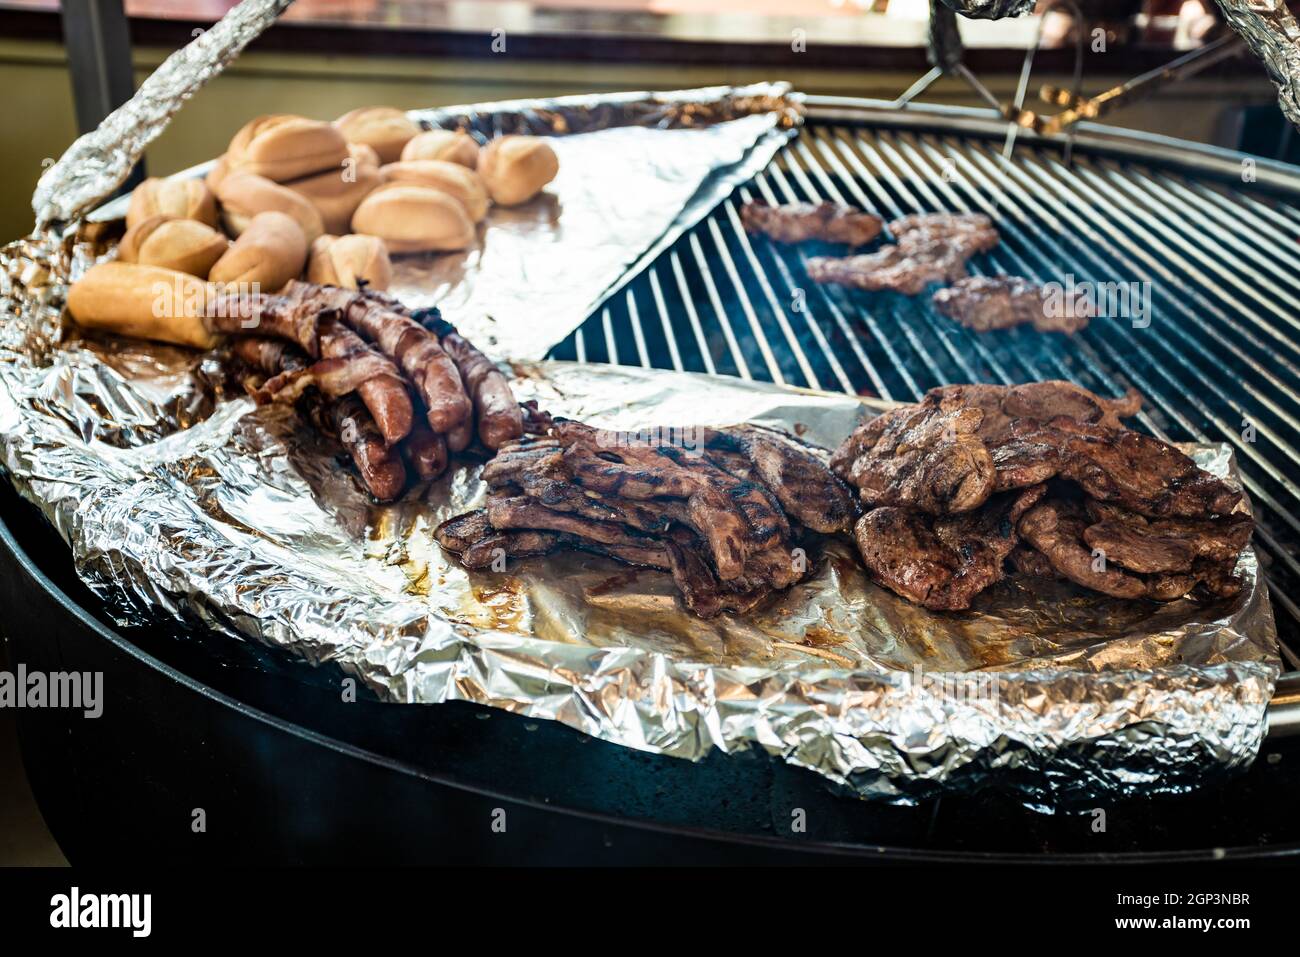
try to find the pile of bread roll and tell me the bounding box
[69,107,559,349]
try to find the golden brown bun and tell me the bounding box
[205,155,231,193]
[378,160,489,222]
[400,130,479,169]
[225,114,350,183]
[333,107,421,165]
[351,185,475,254]
[125,177,218,230]
[118,216,230,278]
[209,211,308,293]
[478,136,559,206]
[349,143,381,172]
[284,160,383,235]
[307,234,392,290]
[66,262,219,349]
[213,170,325,243]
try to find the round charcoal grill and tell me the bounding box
[6,98,1300,864]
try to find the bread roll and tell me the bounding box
[352,185,475,253]
[213,170,325,243]
[400,130,479,169]
[378,160,489,222]
[225,114,350,183]
[209,211,308,293]
[334,107,421,164]
[307,234,392,290]
[284,160,382,235]
[205,155,231,193]
[125,177,218,230]
[118,216,230,278]
[349,143,381,173]
[478,136,559,206]
[67,262,219,349]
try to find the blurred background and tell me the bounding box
[1,0,1288,241]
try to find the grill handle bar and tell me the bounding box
[1267,672,1300,739]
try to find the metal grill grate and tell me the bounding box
[548,100,1300,664]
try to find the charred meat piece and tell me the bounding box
[808,213,999,296]
[807,245,965,296]
[435,510,493,553]
[1007,545,1060,579]
[1019,499,1244,601]
[461,530,563,569]
[834,399,995,515]
[853,485,1045,610]
[889,213,1000,256]
[705,425,856,533]
[1081,501,1253,574]
[664,534,772,619]
[1017,499,1150,599]
[932,276,1093,334]
[740,201,884,247]
[1012,419,1241,518]
[924,381,1141,443]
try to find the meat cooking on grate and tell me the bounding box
[807,213,999,296]
[437,417,855,618]
[931,275,1093,334]
[740,201,885,247]
[835,380,1252,609]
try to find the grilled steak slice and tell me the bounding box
[853,484,1046,610]
[807,214,999,296]
[1019,499,1244,601]
[807,245,964,296]
[461,530,563,569]
[434,510,493,553]
[486,495,652,548]
[1017,499,1150,599]
[1007,545,1061,579]
[925,381,1142,443]
[834,399,995,515]
[931,276,1093,334]
[706,425,856,533]
[889,213,1000,256]
[576,538,673,571]
[664,534,771,619]
[1081,502,1253,573]
[1013,419,1241,517]
[740,201,884,246]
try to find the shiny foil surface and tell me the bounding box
[1,74,1281,807]
[0,300,1279,804]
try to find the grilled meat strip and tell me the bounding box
[1081,501,1253,574]
[926,381,1141,443]
[232,337,407,501]
[932,275,1093,334]
[831,399,995,515]
[740,201,884,247]
[1018,498,1243,601]
[808,213,1000,296]
[704,425,856,533]
[664,531,772,619]
[854,484,1046,610]
[1002,418,1241,518]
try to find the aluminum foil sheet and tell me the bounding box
[0,270,1280,804]
[32,0,295,227]
[1214,0,1300,131]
